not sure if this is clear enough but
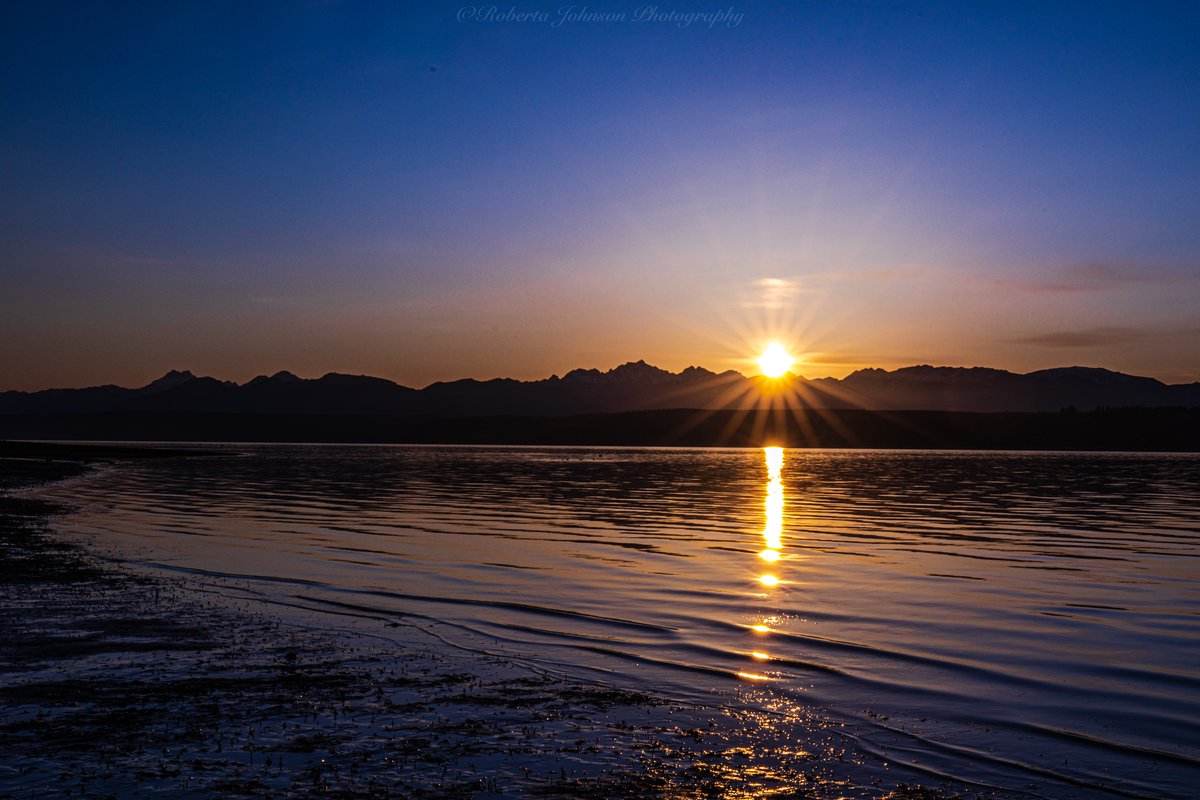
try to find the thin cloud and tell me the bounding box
[737,266,926,309]
[740,277,806,309]
[988,262,1198,294]
[1008,326,1142,348]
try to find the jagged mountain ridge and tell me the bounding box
[2,361,1198,416]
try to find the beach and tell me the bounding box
[1,444,984,800]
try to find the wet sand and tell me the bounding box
[0,444,978,799]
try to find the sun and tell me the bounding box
[757,342,794,378]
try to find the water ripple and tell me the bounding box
[44,445,1200,799]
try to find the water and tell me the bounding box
[45,446,1200,798]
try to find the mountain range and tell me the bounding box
[3,362,1198,417]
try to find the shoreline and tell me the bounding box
[1,446,987,799]
[5,405,1200,452]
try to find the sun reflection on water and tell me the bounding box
[745,447,787,681]
[758,446,785,585]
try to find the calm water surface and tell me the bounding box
[48,446,1200,798]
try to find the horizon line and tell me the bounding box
[4,360,1193,394]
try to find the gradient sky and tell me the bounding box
[2,1,1198,391]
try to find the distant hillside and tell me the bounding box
[2,361,1198,418]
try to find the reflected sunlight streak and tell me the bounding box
[758,447,785,586]
[750,449,787,675]
[765,446,783,480]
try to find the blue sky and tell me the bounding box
[2,1,1198,389]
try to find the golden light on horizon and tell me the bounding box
[757,342,795,378]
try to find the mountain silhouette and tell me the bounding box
[135,369,197,394]
[2,361,1197,418]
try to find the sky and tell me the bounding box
[2,0,1198,391]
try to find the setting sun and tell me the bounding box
[757,342,794,378]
